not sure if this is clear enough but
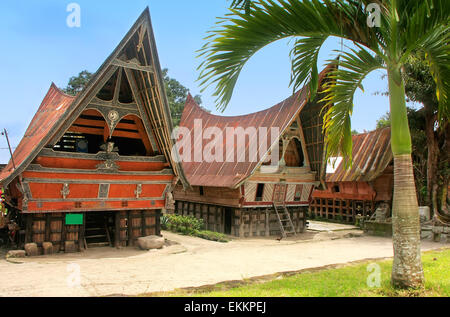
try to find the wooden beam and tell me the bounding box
[123,67,159,153]
[68,125,103,135]
[112,59,154,73]
[133,117,153,155]
[113,67,123,105]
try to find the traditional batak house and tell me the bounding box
[0,8,187,253]
[310,127,394,223]
[173,67,333,238]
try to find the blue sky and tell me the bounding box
[0,0,395,163]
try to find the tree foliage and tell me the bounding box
[198,0,450,162]
[62,70,93,96]
[163,68,205,127]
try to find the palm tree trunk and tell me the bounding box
[388,66,424,288]
[391,154,424,287]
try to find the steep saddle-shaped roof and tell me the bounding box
[0,8,188,187]
[326,126,392,182]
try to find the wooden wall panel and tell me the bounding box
[262,183,274,202]
[244,182,257,202]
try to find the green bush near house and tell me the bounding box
[162,214,229,243]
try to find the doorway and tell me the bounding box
[84,211,114,248]
[224,208,233,235]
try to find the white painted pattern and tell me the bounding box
[245,182,257,202]
[301,184,312,201]
[262,183,274,202]
[285,184,296,202]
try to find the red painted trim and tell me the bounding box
[25,199,165,213]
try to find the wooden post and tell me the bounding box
[45,213,51,242]
[115,212,120,248]
[79,213,85,251]
[156,209,161,236]
[127,210,132,246]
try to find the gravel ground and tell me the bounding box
[0,230,446,297]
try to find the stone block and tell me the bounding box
[24,243,39,256]
[42,242,54,255]
[6,250,26,258]
[137,236,165,250]
[65,241,77,253]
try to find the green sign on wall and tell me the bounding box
[65,214,83,225]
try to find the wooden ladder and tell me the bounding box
[273,203,296,238]
[83,217,112,249]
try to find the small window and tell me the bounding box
[199,186,204,196]
[332,185,340,193]
[255,183,265,201]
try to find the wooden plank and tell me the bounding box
[112,58,155,73]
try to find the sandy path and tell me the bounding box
[0,231,446,297]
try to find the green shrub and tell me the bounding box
[162,214,228,242]
[161,214,169,230]
[165,214,205,235]
[193,230,229,243]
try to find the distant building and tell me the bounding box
[310,127,393,222]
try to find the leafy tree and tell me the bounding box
[402,54,449,220]
[199,0,450,288]
[376,53,449,220]
[163,69,205,127]
[376,112,391,129]
[62,70,93,96]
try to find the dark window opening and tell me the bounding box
[199,186,204,196]
[53,132,104,154]
[255,183,265,201]
[110,136,147,156]
[332,185,340,193]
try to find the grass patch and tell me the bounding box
[149,248,450,297]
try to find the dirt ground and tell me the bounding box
[0,229,446,297]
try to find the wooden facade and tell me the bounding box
[173,67,334,237]
[310,127,394,223]
[0,9,184,253]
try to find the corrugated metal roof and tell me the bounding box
[178,67,333,189]
[326,127,392,182]
[0,84,75,182]
[179,89,311,189]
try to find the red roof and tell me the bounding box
[179,87,310,188]
[326,127,392,182]
[0,84,75,183]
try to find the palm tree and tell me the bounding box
[198,0,449,288]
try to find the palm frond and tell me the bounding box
[290,35,328,99]
[230,0,253,13]
[420,27,450,123]
[321,46,385,165]
[399,0,450,60]
[198,0,380,111]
